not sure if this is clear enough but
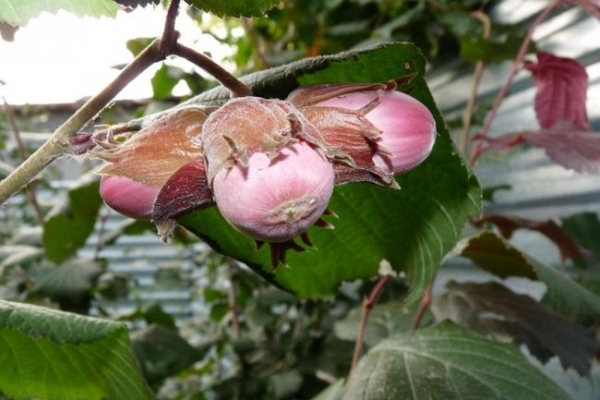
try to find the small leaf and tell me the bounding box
[126,37,155,57]
[346,321,572,400]
[151,64,184,100]
[561,212,600,262]
[32,259,103,301]
[433,281,597,376]
[310,379,346,400]
[334,301,424,348]
[184,0,283,17]
[0,300,152,400]
[131,324,204,387]
[42,178,103,264]
[459,231,600,326]
[461,32,536,63]
[0,0,119,26]
[524,51,590,130]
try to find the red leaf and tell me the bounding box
[478,129,600,174]
[524,52,590,130]
[473,213,594,263]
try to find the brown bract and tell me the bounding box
[93,106,208,188]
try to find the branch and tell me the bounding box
[350,275,391,373]
[0,40,162,205]
[458,10,491,155]
[172,43,252,97]
[2,97,44,223]
[469,0,562,164]
[410,279,434,330]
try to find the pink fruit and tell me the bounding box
[212,142,335,243]
[311,89,436,174]
[99,175,159,220]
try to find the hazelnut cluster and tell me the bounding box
[92,81,436,267]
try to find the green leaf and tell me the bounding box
[131,324,204,387]
[311,380,346,400]
[32,259,103,301]
[180,43,481,302]
[460,32,537,63]
[151,64,184,100]
[345,321,572,400]
[0,300,152,400]
[561,212,600,263]
[126,37,155,58]
[42,178,103,264]
[184,0,283,17]
[0,0,119,26]
[334,301,426,348]
[459,231,600,326]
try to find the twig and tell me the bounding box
[410,279,434,331]
[159,0,180,56]
[0,40,162,205]
[469,0,562,164]
[172,43,252,97]
[241,17,270,69]
[458,10,491,155]
[350,275,391,373]
[0,0,193,205]
[2,97,44,224]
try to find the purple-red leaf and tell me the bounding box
[474,213,594,263]
[476,129,600,174]
[433,281,597,377]
[524,51,590,130]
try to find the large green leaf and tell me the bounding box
[0,0,119,26]
[184,0,283,17]
[345,321,571,400]
[459,231,600,326]
[180,43,481,302]
[0,300,152,400]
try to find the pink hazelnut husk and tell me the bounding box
[212,142,335,243]
[314,89,436,174]
[201,97,340,184]
[99,175,159,220]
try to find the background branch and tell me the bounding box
[0,40,162,205]
[469,0,561,164]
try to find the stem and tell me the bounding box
[350,275,391,374]
[469,0,562,164]
[410,279,434,331]
[2,98,44,224]
[172,43,252,97]
[241,18,270,69]
[458,10,491,155]
[0,41,162,205]
[160,0,180,55]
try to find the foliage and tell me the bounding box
[0,0,119,26]
[1,0,600,399]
